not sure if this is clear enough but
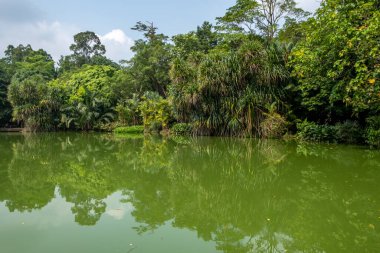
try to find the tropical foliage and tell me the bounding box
[8,75,57,131]
[170,39,288,136]
[289,0,380,120]
[0,0,379,146]
[50,65,120,130]
[138,91,172,132]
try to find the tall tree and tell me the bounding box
[289,0,380,122]
[172,21,218,59]
[3,44,34,65]
[2,44,54,79]
[0,60,12,126]
[7,74,56,131]
[217,0,309,39]
[70,31,106,63]
[124,22,172,97]
[58,31,112,73]
[1,45,56,127]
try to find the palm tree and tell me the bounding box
[61,89,114,130]
[169,39,288,137]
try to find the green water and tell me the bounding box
[0,133,379,253]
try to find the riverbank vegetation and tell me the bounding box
[0,0,379,146]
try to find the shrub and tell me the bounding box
[365,116,380,147]
[171,123,193,136]
[139,92,173,132]
[366,129,380,147]
[366,116,380,130]
[148,121,162,133]
[115,94,141,125]
[335,121,364,144]
[297,120,366,144]
[296,120,337,143]
[113,125,144,134]
[260,112,287,139]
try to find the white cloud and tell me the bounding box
[100,29,130,44]
[0,22,134,63]
[99,29,134,62]
[0,0,134,63]
[0,20,78,62]
[106,208,126,220]
[297,0,322,13]
[0,21,133,62]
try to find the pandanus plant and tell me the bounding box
[170,39,288,137]
[7,74,59,131]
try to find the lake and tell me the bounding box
[0,133,379,253]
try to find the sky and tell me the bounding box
[0,0,322,62]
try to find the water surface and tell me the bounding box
[0,133,379,253]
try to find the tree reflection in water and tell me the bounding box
[0,133,379,252]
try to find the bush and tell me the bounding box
[335,121,364,144]
[115,94,141,125]
[148,121,162,133]
[297,120,365,144]
[260,112,287,139]
[366,116,380,129]
[365,116,380,147]
[171,123,193,136]
[139,92,173,133]
[296,120,337,143]
[366,129,380,147]
[113,125,144,134]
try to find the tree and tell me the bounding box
[2,44,55,79]
[0,60,12,126]
[2,45,56,129]
[14,50,56,81]
[216,0,260,34]
[169,39,288,136]
[115,94,142,125]
[172,21,218,59]
[58,31,111,74]
[50,65,121,130]
[123,22,172,97]
[278,16,308,44]
[217,0,309,39]
[289,0,380,123]
[7,74,57,131]
[61,91,114,131]
[3,44,34,65]
[70,31,106,64]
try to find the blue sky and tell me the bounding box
[32,0,237,36]
[0,0,321,62]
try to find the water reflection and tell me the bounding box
[0,133,379,252]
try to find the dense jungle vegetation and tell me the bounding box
[0,0,379,146]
